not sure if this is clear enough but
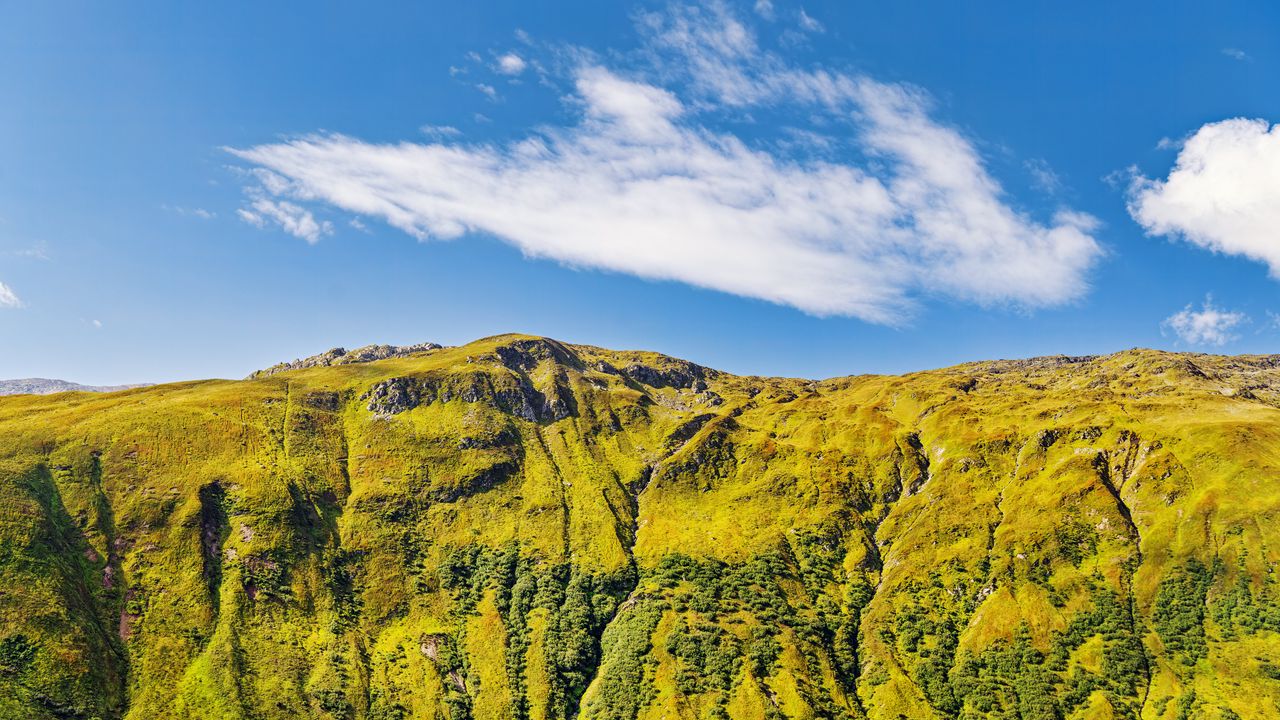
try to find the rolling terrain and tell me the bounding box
[0,334,1277,720]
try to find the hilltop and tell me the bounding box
[248,342,445,378]
[0,334,1277,720]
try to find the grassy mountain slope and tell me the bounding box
[0,334,1277,720]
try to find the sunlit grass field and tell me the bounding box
[0,335,1277,719]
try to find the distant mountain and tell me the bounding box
[0,378,151,396]
[249,341,444,378]
[0,334,1277,718]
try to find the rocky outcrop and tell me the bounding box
[361,377,425,416]
[250,342,443,378]
[621,360,710,390]
[491,337,581,372]
[362,369,575,423]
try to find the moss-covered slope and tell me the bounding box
[1,335,1278,719]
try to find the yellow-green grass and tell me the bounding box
[0,336,1276,719]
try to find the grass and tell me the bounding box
[0,336,1277,718]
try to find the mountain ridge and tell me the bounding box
[248,341,446,379]
[0,377,152,396]
[0,333,1277,719]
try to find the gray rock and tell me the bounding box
[0,379,151,396]
[250,342,443,378]
[621,360,709,389]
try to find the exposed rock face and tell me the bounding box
[0,379,151,396]
[362,367,574,423]
[361,377,425,417]
[357,337,589,422]
[491,337,580,372]
[618,359,709,389]
[249,342,443,378]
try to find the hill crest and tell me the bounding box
[0,333,1277,718]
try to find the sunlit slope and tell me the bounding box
[0,335,1277,720]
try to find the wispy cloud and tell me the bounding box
[165,204,216,219]
[0,282,23,309]
[6,242,50,261]
[1162,297,1246,346]
[228,2,1101,323]
[420,124,462,141]
[1128,118,1280,277]
[753,0,775,20]
[797,8,823,33]
[1221,47,1250,62]
[474,83,499,100]
[1025,158,1062,194]
[237,196,332,243]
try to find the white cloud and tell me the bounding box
[228,3,1101,323]
[753,0,774,19]
[0,282,22,309]
[92,319,102,328]
[1128,118,1280,276]
[475,83,498,100]
[237,198,332,244]
[8,243,50,261]
[797,9,823,33]
[420,124,462,140]
[164,205,216,219]
[1222,47,1249,61]
[495,52,527,76]
[1162,297,1247,346]
[1026,158,1062,194]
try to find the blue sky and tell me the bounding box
[1,1,1278,385]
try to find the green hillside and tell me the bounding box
[1,334,1277,720]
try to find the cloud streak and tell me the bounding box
[237,197,332,243]
[228,3,1100,323]
[797,9,823,33]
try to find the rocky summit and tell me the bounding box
[0,334,1278,720]
[249,342,445,378]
